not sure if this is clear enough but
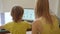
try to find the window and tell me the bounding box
[5,12,12,24]
[0,13,5,26]
[0,13,1,26]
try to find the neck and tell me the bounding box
[16,19,22,23]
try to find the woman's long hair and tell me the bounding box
[11,6,24,22]
[35,0,53,24]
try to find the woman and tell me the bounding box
[0,6,31,34]
[32,0,60,34]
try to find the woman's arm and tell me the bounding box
[32,21,38,34]
[32,19,43,34]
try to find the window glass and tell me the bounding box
[0,13,1,26]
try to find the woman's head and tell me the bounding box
[35,0,53,24]
[11,6,24,22]
[35,0,49,18]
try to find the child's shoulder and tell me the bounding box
[22,21,29,24]
[4,22,14,26]
[22,21,31,25]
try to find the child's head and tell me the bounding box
[11,6,24,22]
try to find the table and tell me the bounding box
[0,30,10,34]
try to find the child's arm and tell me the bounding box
[0,22,11,31]
[0,26,10,33]
[24,21,32,31]
[27,23,32,31]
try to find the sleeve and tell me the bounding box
[3,22,12,31]
[26,23,32,29]
[24,21,32,29]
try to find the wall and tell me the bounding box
[57,0,60,18]
[3,0,35,12]
[0,0,3,13]
[0,0,35,12]
[0,0,60,15]
[49,0,59,15]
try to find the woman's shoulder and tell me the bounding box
[51,14,57,19]
[35,17,46,23]
[50,11,57,17]
[33,17,44,26]
[35,16,45,21]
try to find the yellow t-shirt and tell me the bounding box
[4,21,31,34]
[38,15,60,34]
